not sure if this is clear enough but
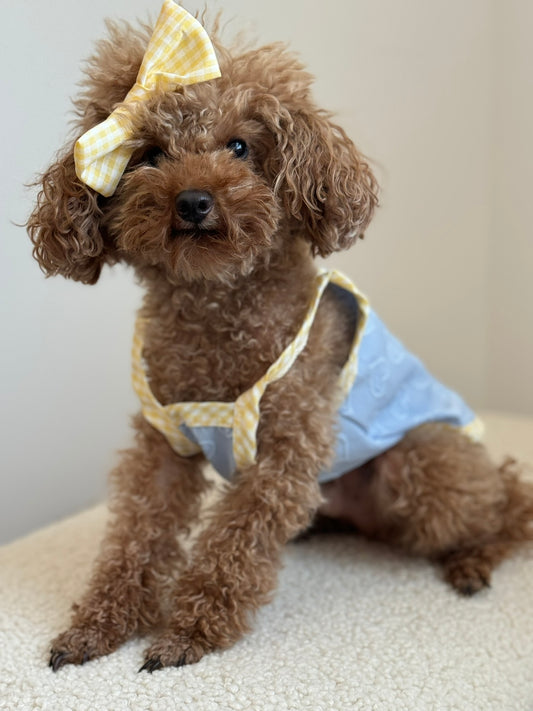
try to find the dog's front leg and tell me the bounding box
[142,365,339,670]
[50,416,208,670]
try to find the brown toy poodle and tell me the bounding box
[27,7,533,672]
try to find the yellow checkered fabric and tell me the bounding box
[232,271,369,467]
[74,0,221,197]
[131,270,368,470]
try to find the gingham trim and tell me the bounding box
[131,270,370,469]
[131,319,234,456]
[74,0,221,197]
[231,270,369,468]
[459,416,485,442]
[329,271,370,402]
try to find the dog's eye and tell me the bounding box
[140,146,165,166]
[226,138,249,159]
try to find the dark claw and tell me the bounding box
[175,653,188,668]
[457,575,491,596]
[139,657,163,674]
[50,651,70,672]
[480,574,491,589]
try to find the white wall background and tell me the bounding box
[1,0,532,543]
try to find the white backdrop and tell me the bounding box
[2,0,532,543]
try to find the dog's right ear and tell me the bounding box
[242,44,379,256]
[27,20,149,284]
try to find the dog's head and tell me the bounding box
[28,19,378,284]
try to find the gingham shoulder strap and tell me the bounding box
[131,270,369,470]
[232,270,370,468]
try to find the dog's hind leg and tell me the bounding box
[49,415,209,670]
[360,424,533,593]
[439,457,533,594]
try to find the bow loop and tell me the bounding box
[74,0,220,197]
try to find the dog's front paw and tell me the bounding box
[140,630,211,672]
[49,624,121,671]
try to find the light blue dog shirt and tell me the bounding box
[133,271,482,483]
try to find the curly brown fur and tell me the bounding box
[320,426,533,592]
[28,17,532,672]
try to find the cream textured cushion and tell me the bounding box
[1,412,532,711]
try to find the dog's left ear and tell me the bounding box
[272,106,378,256]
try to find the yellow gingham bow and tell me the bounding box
[74,0,221,197]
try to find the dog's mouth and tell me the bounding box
[170,227,221,239]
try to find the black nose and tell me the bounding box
[175,190,214,224]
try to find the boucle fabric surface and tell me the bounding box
[1,412,532,711]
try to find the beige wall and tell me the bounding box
[1,0,531,542]
[489,0,533,415]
